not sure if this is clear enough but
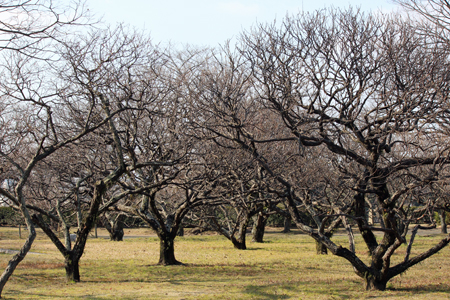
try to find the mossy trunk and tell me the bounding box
[158,236,181,265]
[315,239,328,254]
[316,232,333,255]
[64,252,80,282]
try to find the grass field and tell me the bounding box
[0,226,449,299]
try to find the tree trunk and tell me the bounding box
[251,213,267,243]
[64,252,81,282]
[439,210,447,234]
[282,215,291,233]
[231,213,250,249]
[231,236,247,250]
[110,221,124,241]
[177,225,184,237]
[158,235,182,265]
[365,274,388,291]
[0,225,36,298]
[103,214,124,241]
[316,232,333,255]
[315,239,328,255]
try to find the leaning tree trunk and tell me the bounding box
[0,197,37,299]
[251,212,267,243]
[158,234,182,265]
[0,221,36,298]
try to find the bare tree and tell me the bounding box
[24,26,175,281]
[112,125,231,265]
[0,1,94,294]
[0,0,91,54]
[235,8,450,290]
[95,48,229,265]
[183,8,450,290]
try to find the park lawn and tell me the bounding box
[0,227,449,299]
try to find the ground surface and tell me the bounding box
[0,226,449,299]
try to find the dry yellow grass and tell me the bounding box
[0,226,449,299]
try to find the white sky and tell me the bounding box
[87,0,402,47]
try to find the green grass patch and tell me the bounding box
[0,227,449,299]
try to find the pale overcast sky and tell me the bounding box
[87,0,402,47]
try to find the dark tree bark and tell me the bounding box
[365,275,388,291]
[116,192,189,266]
[64,251,81,282]
[177,225,184,237]
[251,212,267,243]
[231,214,250,249]
[158,235,182,265]
[231,233,247,250]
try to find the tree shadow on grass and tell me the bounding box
[243,284,293,299]
[389,283,450,293]
[242,281,359,300]
[6,290,117,300]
